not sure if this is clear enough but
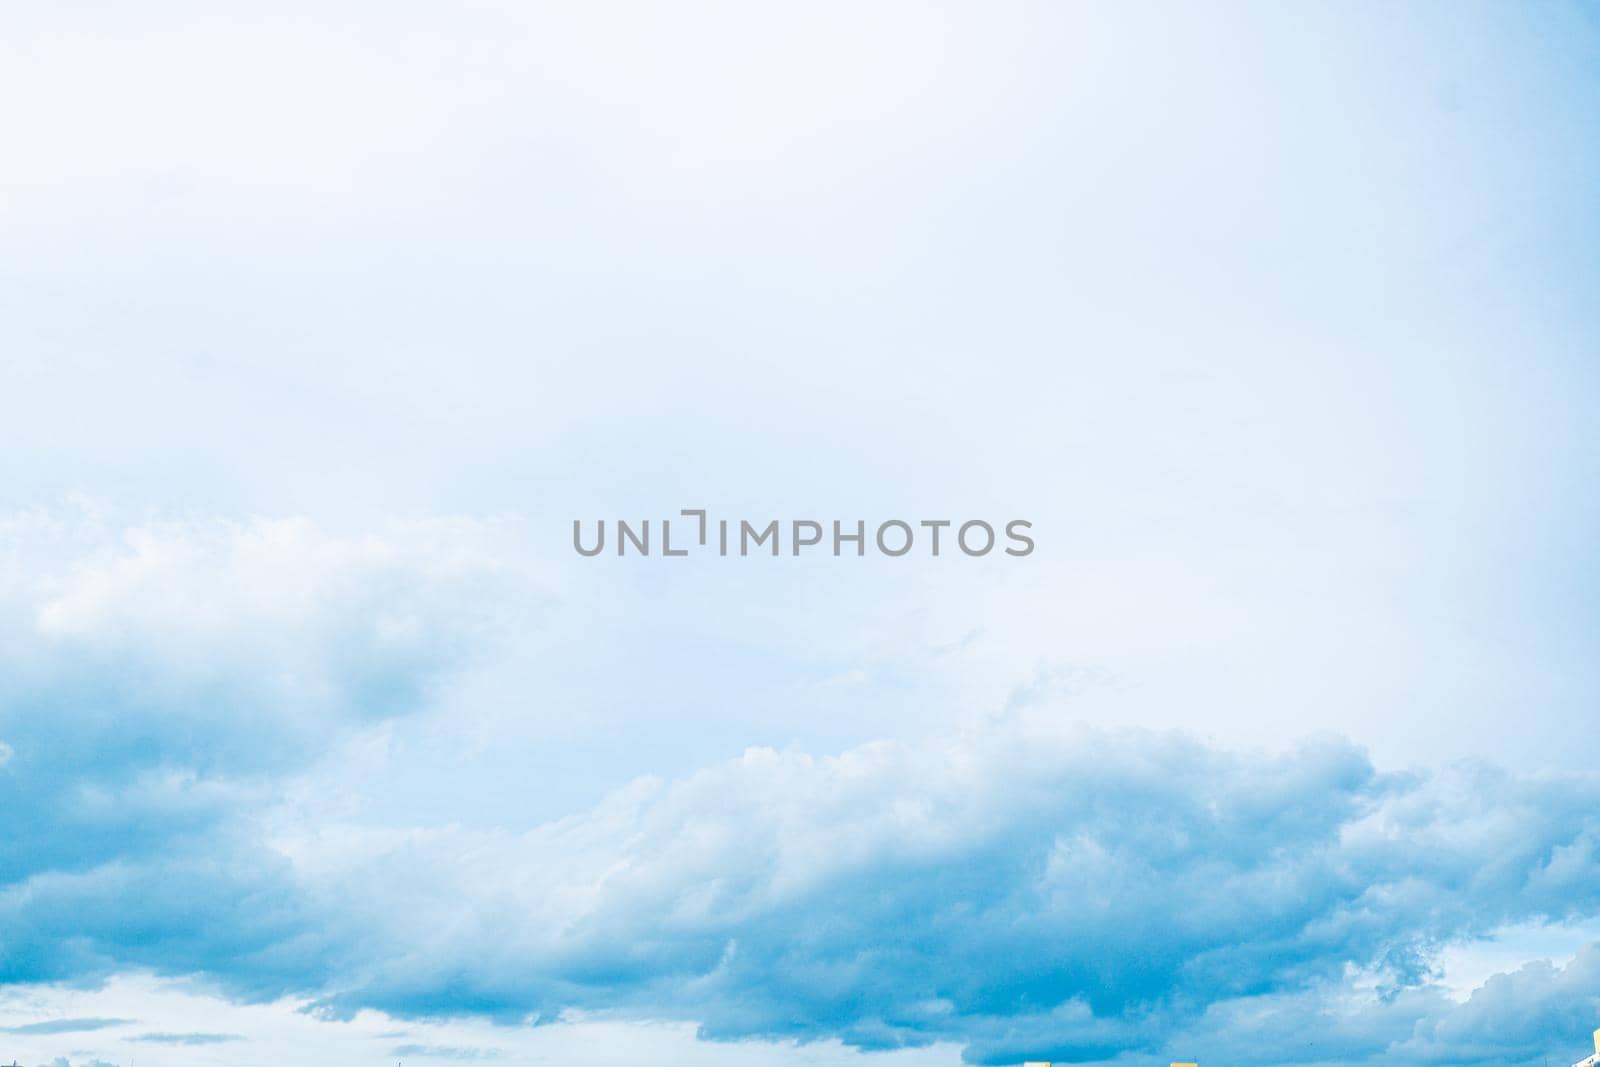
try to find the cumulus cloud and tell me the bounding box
[2,507,1596,1066]
[0,506,524,990]
[1122,943,1600,1067]
[280,719,1598,1066]
[2,506,516,776]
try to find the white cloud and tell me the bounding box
[272,717,1600,1064]
[1,505,525,761]
[0,505,531,991]
[0,506,1593,1066]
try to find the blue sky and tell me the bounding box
[0,3,1597,1065]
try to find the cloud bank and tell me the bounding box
[303,723,1599,1065]
[1,509,1596,1066]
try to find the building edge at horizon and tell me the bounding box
[1573,1026,1600,1067]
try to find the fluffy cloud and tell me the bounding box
[1,506,515,774]
[2,508,1597,1066]
[0,506,522,989]
[1123,943,1600,1067]
[290,720,1600,1065]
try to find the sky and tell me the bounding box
[0,2,1597,1066]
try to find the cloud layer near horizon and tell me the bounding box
[1,509,1597,1066]
[296,725,1600,1066]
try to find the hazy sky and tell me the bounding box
[1,3,1597,1066]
